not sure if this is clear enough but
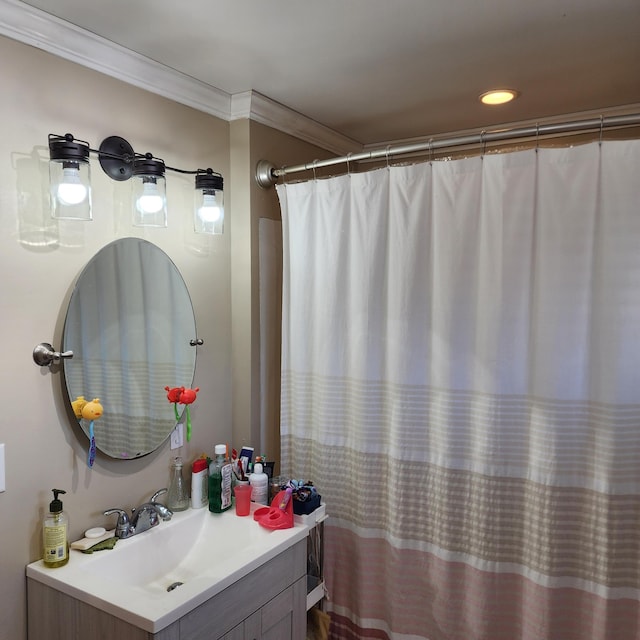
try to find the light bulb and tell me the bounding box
[197,193,222,223]
[194,170,224,234]
[57,166,88,205]
[136,181,164,214]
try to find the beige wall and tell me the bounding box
[230,120,334,473]
[0,33,333,640]
[0,35,233,640]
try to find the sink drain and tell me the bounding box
[167,581,184,592]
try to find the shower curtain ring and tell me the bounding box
[428,138,434,164]
[535,123,540,152]
[385,145,391,170]
[312,159,318,181]
[599,115,604,146]
[480,130,487,157]
[346,152,352,175]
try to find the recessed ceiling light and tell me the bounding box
[479,89,519,106]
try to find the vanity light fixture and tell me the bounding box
[47,133,223,234]
[479,89,519,106]
[48,134,92,220]
[194,169,224,235]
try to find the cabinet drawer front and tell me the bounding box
[180,541,306,640]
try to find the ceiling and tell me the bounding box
[12,0,640,147]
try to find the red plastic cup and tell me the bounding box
[233,483,252,516]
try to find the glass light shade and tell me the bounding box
[132,174,167,228]
[49,159,92,221]
[194,189,224,235]
[194,171,224,235]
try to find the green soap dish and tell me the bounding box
[81,537,118,553]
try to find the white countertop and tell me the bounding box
[26,505,309,633]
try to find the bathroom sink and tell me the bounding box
[26,505,309,632]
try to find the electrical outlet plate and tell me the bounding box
[0,443,5,492]
[170,424,184,450]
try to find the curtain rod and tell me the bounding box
[255,113,640,188]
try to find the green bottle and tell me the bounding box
[208,445,232,513]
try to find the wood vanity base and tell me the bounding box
[27,539,307,640]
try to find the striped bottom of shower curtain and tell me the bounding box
[324,525,639,640]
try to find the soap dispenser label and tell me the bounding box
[44,524,68,563]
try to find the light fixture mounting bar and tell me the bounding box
[98,136,135,181]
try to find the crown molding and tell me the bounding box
[0,0,232,120]
[0,0,355,155]
[231,91,361,156]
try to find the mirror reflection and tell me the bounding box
[62,238,197,459]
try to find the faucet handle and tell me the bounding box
[150,488,173,521]
[150,488,167,502]
[103,508,133,538]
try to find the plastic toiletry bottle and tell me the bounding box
[191,457,208,509]
[167,456,190,512]
[209,444,232,513]
[43,489,69,568]
[249,462,269,505]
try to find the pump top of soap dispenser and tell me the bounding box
[49,489,66,513]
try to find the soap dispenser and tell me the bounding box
[43,489,69,568]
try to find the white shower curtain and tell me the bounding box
[276,141,640,640]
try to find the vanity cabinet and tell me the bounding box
[27,539,307,640]
[221,579,305,640]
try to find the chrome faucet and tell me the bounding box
[150,488,174,521]
[103,508,135,539]
[104,489,173,539]
[130,503,161,533]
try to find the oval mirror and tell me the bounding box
[62,238,197,459]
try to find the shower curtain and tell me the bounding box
[276,140,640,640]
